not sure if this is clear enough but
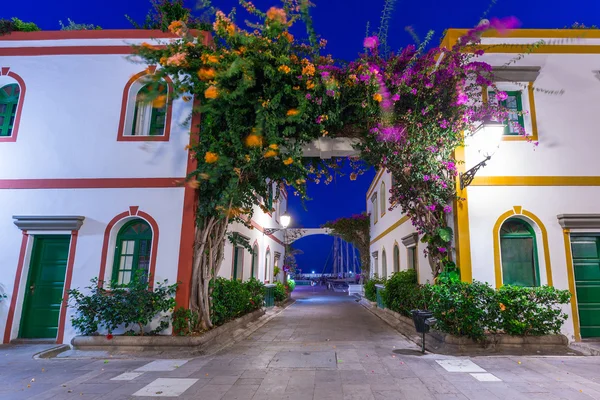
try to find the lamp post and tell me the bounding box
[459,118,505,190]
[264,211,291,235]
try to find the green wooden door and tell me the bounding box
[571,236,600,338]
[233,247,243,280]
[20,235,70,339]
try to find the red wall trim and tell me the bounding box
[97,209,160,290]
[0,68,26,143]
[3,232,28,344]
[116,69,174,142]
[0,46,142,57]
[0,30,211,42]
[174,99,200,310]
[56,231,78,344]
[0,177,183,189]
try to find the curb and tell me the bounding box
[33,344,70,359]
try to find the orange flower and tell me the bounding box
[152,95,166,108]
[199,173,210,180]
[204,86,219,99]
[159,56,168,65]
[244,155,251,162]
[166,52,186,67]
[278,65,291,74]
[187,179,200,189]
[266,7,287,24]
[350,172,357,181]
[141,42,159,51]
[286,109,299,116]
[198,68,216,81]
[296,179,306,185]
[373,93,383,102]
[245,134,263,147]
[306,80,315,90]
[283,157,293,165]
[282,31,294,42]
[205,152,219,163]
[264,150,278,158]
[168,20,187,36]
[226,23,236,36]
[499,303,506,311]
[269,144,279,150]
[302,63,315,76]
[202,54,220,64]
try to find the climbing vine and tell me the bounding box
[133,0,523,327]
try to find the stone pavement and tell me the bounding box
[1,285,600,400]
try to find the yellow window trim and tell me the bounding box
[492,207,553,289]
[366,168,385,202]
[472,176,600,186]
[370,216,410,245]
[562,228,581,341]
[454,145,472,282]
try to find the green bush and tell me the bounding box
[211,277,264,326]
[428,281,497,341]
[171,307,199,336]
[382,270,420,317]
[495,285,571,336]
[364,275,385,302]
[286,279,296,293]
[68,275,177,336]
[274,281,289,302]
[59,18,102,30]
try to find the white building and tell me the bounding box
[0,30,286,344]
[368,29,600,342]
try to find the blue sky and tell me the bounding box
[5,0,598,273]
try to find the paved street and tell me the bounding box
[1,285,600,400]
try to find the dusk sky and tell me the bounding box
[4,0,598,273]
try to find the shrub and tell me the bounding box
[364,275,385,302]
[496,285,571,336]
[171,307,199,336]
[68,275,178,336]
[428,281,497,341]
[59,19,102,30]
[286,279,296,292]
[382,270,420,317]
[211,278,264,326]
[0,18,41,35]
[274,281,287,302]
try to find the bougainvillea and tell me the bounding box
[322,213,370,278]
[133,0,524,326]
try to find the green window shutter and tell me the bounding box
[570,236,600,338]
[381,250,387,277]
[0,84,20,137]
[131,82,168,136]
[393,245,400,272]
[489,90,525,136]
[112,219,153,285]
[500,218,540,287]
[251,245,258,278]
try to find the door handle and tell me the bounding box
[29,284,35,294]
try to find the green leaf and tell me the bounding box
[438,227,452,243]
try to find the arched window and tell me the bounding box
[112,219,152,285]
[393,244,400,273]
[500,218,539,287]
[251,244,258,278]
[0,83,20,137]
[381,249,387,278]
[130,82,168,137]
[264,249,271,282]
[380,181,386,216]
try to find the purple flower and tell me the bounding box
[428,204,436,211]
[423,175,430,181]
[443,205,452,213]
[363,36,379,49]
[456,93,468,105]
[321,71,330,79]
[421,108,428,116]
[377,125,406,143]
[411,88,418,95]
[391,93,400,101]
[438,247,447,253]
[489,16,521,34]
[496,91,508,101]
[305,93,311,100]
[326,89,335,97]
[359,74,370,82]
[439,119,449,129]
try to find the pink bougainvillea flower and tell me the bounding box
[438,247,447,253]
[377,125,406,143]
[423,175,430,181]
[443,205,452,213]
[439,119,449,129]
[456,93,469,105]
[496,91,508,101]
[166,52,187,67]
[391,94,400,101]
[363,36,380,49]
[489,16,521,35]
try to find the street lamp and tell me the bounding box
[459,118,505,190]
[264,211,291,235]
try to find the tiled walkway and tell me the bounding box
[2,286,600,399]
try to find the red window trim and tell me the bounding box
[116,67,174,142]
[0,67,26,142]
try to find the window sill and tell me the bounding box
[118,135,169,142]
[502,134,538,142]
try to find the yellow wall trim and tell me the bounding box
[562,228,581,341]
[370,216,410,245]
[445,28,600,41]
[454,145,472,282]
[366,168,385,201]
[492,208,553,289]
[472,176,600,186]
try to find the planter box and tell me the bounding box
[72,308,265,353]
[361,300,571,355]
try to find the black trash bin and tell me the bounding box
[411,310,433,353]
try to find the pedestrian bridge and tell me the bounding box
[285,228,332,244]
